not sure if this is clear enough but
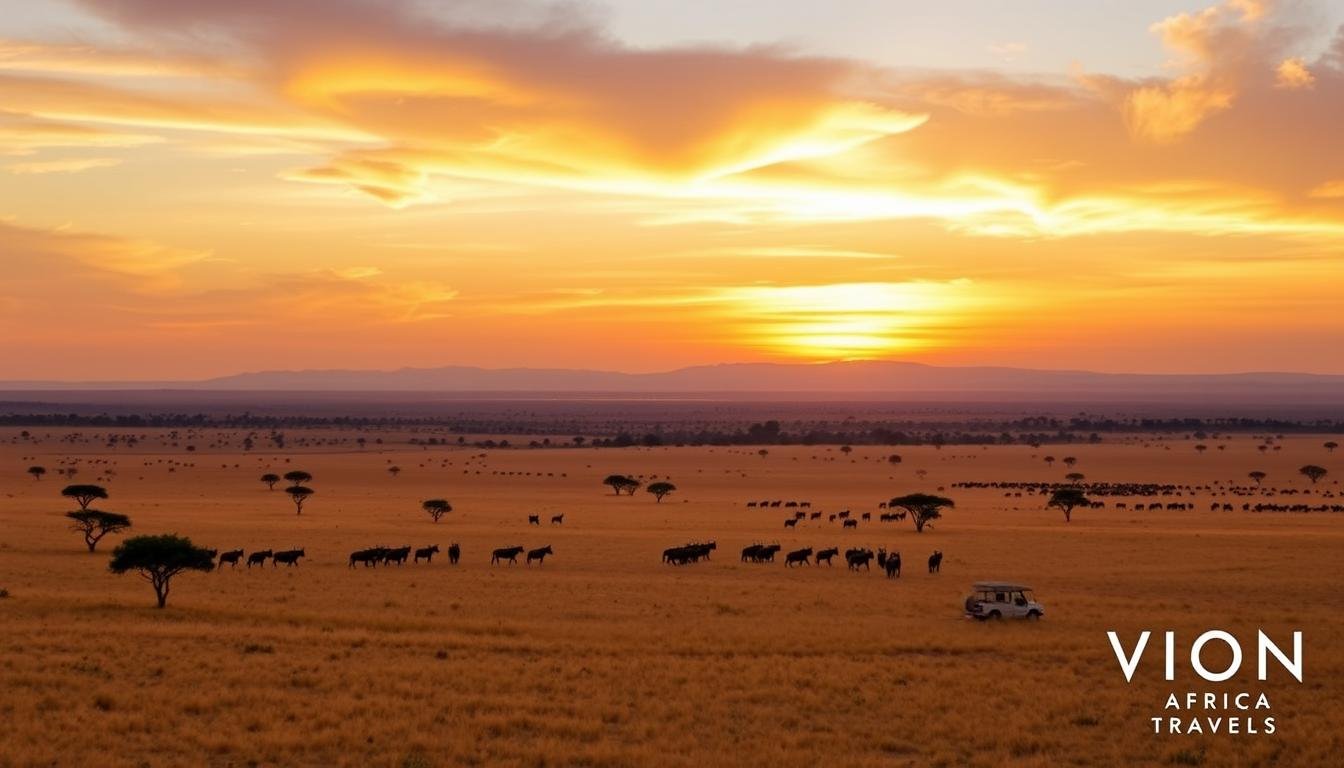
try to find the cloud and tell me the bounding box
[1274,56,1315,88]
[5,157,123,174]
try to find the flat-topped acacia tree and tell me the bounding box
[61,484,108,511]
[285,485,314,514]
[1299,465,1327,484]
[28,465,46,481]
[1047,488,1089,523]
[108,534,215,608]
[1248,471,1266,486]
[422,499,452,522]
[260,473,280,490]
[603,475,640,495]
[282,470,312,486]
[66,510,131,552]
[646,482,677,503]
[888,493,955,533]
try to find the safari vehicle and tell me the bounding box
[964,582,1044,620]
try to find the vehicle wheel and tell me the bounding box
[1026,610,1041,621]
[987,610,1002,621]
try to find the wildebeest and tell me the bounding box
[784,518,798,528]
[528,515,540,525]
[843,519,858,529]
[815,547,839,566]
[809,512,822,520]
[785,547,813,567]
[551,513,564,525]
[837,510,850,519]
[448,542,460,565]
[383,546,412,566]
[492,545,525,565]
[273,548,305,567]
[349,547,386,568]
[664,541,716,565]
[526,545,553,564]
[928,550,943,573]
[884,551,902,578]
[861,512,871,521]
[246,550,272,568]
[845,548,874,570]
[218,549,244,569]
[415,545,440,563]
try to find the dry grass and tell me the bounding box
[1,429,1341,766]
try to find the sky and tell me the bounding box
[2,0,1343,380]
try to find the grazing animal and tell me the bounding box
[809,512,822,520]
[746,501,758,508]
[784,518,798,528]
[794,511,806,520]
[785,547,813,567]
[492,546,525,565]
[349,548,386,568]
[551,513,565,525]
[838,510,850,519]
[885,551,902,578]
[528,515,540,525]
[815,547,839,566]
[861,512,871,521]
[845,548,874,571]
[448,542,460,565]
[415,545,440,563]
[527,545,553,565]
[843,519,858,529]
[928,550,943,573]
[246,550,272,568]
[828,514,837,522]
[218,549,244,569]
[383,546,412,566]
[273,548,305,567]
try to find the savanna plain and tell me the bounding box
[1,425,1341,767]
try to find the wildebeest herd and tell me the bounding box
[213,548,306,568]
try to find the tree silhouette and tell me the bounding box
[260,473,280,491]
[1194,444,1208,454]
[108,534,214,608]
[1299,465,1328,484]
[27,465,46,481]
[573,436,586,447]
[1043,456,1056,467]
[1062,456,1077,467]
[840,445,853,456]
[1326,441,1339,453]
[1047,488,1088,523]
[61,484,108,511]
[1065,472,1085,484]
[888,454,902,465]
[422,498,452,522]
[387,466,402,478]
[285,485,314,514]
[758,449,769,458]
[888,493,954,533]
[282,470,312,486]
[647,482,676,502]
[603,475,639,495]
[1248,471,1266,486]
[66,510,131,552]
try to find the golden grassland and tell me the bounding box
[1,429,1341,767]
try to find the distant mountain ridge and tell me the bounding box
[5,361,1344,400]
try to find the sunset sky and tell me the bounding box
[3,0,1343,380]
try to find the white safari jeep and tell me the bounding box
[964,582,1044,620]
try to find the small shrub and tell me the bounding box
[0,588,10,599]
[93,695,114,712]
[242,643,275,655]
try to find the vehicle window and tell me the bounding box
[994,592,1006,602]
[1013,592,1027,606]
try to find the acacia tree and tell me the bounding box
[283,470,312,487]
[66,510,131,551]
[888,493,954,533]
[1248,471,1266,486]
[285,485,314,514]
[1047,488,1089,523]
[888,454,902,465]
[108,534,215,608]
[260,473,280,491]
[840,445,853,456]
[27,465,46,481]
[1326,441,1339,453]
[1062,456,1077,467]
[1065,472,1085,485]
[646,482,677,503]
[422,498,452,522]
[603,475,640,495]
[1194,444,1208,454]
[1043,456,1056,467]
[1299,465,1328,484]
[61,484,108,511]
[387,466,402,478]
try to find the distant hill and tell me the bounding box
[5,361,1344,401]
